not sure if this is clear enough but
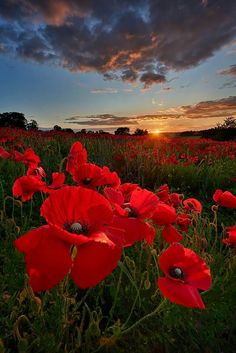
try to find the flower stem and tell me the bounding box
[120,298,167,336]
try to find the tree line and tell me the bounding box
[0,112,38,130]
[180,117,236,141]
[1,112,235,140]
[0,112,149,135]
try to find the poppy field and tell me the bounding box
[0,128,236,353]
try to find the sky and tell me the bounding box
[0,0,236,133]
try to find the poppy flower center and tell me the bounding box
[123,206,137,218]
[83,178,92,185]
[65,222,88,235]
[169,267,184,280]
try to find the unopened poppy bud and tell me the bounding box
[200,238,208,250]
[151,249,157,256]
[125,256,136,271]
[144,279,151,290]
[211,205,218,212]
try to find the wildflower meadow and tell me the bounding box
[0,128,236,353]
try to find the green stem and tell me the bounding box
[122,274,143,329]
[59,157,67,173]
[120,298,167,336]
[106,267,123,329]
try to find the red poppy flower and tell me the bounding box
[156,184,169,202]
[13,175,46,202]
[0,137,8,143]
[169,193,184,208]
[183,198,202,213]
[118,183,140,202]
[13,147,40,166]
[15,186,123,291]
[152,203,177,226]
[43,172,66,193]
[213,189,236,208]
[158,243,212,308]
[99,166,120,189]
[105,187,159,219]
[223,226,236,249]
[66,142,87,176]
[105,187,158,246]
[27,166,46,179]
[0,146,11,159]
[176,213,192,232]
[73,163,103,189]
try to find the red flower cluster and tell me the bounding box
[7,140,216,309]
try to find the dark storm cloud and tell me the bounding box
[16,32,56,63]
[140,72,166,88]
[0,23,19,52]
[149,0,236,70]
[1,0,236,86]
[121,69,138,83]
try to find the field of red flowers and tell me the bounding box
[1,128,236,353]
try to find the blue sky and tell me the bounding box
[0,0,236,132]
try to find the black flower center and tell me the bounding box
[123,206,137,218]
[169,267,184,280]
[83,178,92,185]
[64,222,88,235]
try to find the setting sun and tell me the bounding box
[154,129,160,134]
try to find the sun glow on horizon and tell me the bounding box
[153,129,161,134]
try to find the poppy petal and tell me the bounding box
[130,189,159,220]
[152,203,176,226]
[15,225,72,292]
[111,216,156,246]
[13,175,46,202]
[158,277,205,309]
[71,238,122,288]
[103,187,124,205]
[162,224,183,243]
[41,186,113,229]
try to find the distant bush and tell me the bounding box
[200,127,236,141]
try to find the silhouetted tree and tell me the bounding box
[53,125,62,131]
[63,128,74,133]
[114,127,130,135]
[217,117,236,129]
[98,130,110,134]
[0,112,27,129]
[27,119,38,130]
[200,117,236,141]
[80,129,87,134]
[133,128,148,136]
